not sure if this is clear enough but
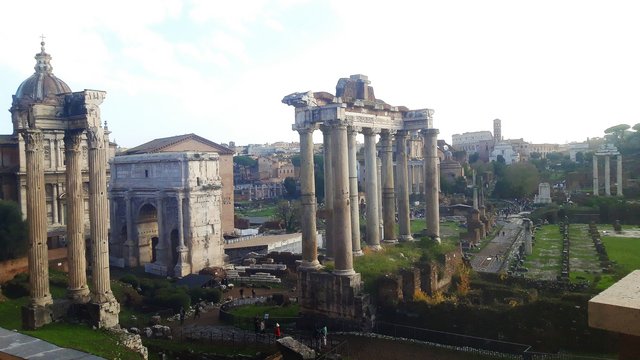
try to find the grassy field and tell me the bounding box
[524,224,561,280]
[0,283,140,359]
[601,235,640,273]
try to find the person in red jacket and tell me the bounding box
[274,322,281,338]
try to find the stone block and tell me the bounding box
[21,304,52,330]
[589,270,640,337]
[276,336,316,360]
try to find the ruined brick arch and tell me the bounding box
[136,203,158,265]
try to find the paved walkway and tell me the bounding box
[471,217,523,273]
[0,327,104,360]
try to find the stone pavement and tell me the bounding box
[471,217,523,273]
[0,327,104,359]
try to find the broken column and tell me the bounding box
[593,155,599,196]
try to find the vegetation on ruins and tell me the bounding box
[0,200,28,261]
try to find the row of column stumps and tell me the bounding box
[21,124,120,328]
[296,123,441,276]
[592,154,623,197]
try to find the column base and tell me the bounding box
[173,262,192,278]
[399,235,414,242]
[298,260,322,271]
[353,250,364,257]
[382,238,398,244]
[67,286,91,304]
[333,269,356,276]
[87,299,120,329]
[368,244,382,251]
[21,304,53,330]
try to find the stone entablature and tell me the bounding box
[109,152,225,277]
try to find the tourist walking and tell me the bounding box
[252,288,256,298]
[240,288,244,299]
[321,325,327,347]
[194,305,201,320]
[179,307,185,325]
[274,322,281,338]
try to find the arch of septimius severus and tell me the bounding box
[9,42,119,329]
[283,74,440,325]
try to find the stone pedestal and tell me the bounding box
[174,246,192,277]
[298,269,373,331]
[589,270,640,360]
[21,304,52,330]
[87,300,121,329]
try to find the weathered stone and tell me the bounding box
[276,336,316,360]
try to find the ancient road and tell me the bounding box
[471,217,523,273]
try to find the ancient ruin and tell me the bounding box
[283,74,440,326]
[10,42,119,329]
[592,144,622,196]
[109,151,226,277]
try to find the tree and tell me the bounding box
[283,177,298,198]
[575,151,585,164]
[274,200,301,233]
[492,163,539,199]
[529,152,542,160]
[469,152,480,164]
[496,155,506,164]
[604,124,630,147]
[233,155,257,167]
[0,200,28,261]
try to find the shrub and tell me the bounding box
[189,287,222,303]
[151,287,191,312]
[122,286,144,308]
[120,274,139,289]
[2,273,29,298]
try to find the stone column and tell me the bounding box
[87,126,119,328]
[123,191,136,266]
[377,156,384,241]
[320,125,334,258]
[297,126,320,269]
[52,183,59,224]
[396,130,413,242]
[330,120,354,276]
[174,192,191,276]
[472,170,479,209]
[21,130,53,329]
[604,155,611,196]
[617,155,623,196]
[423,128,441,243]
[64,130,90,303]
[380,130,397,243]
[155,191,167,268]
[593,155,599,196]
[363,128,381,250]
[348,126,363,255]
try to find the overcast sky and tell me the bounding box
[1,0,639,148]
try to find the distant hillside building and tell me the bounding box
[490,142,520,164]
[452,130,495,162]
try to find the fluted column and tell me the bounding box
[423,128,441,243]
[22,130,52,308]
[330,120,354,276]
[593,155,599,196]
[320,125,334,258]
[363,128,381,250]
[155,191,167,267]
[377,155,384,241]
[396,131,413,241]
[604,155,611,196]
[380,130,397,243]
[174,192,191,276]
[348,126,363,255]
[297,126,320,269]
[64,130,90,302]
[617,155,623,196]
[87,126,118,312]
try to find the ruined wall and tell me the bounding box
[219,154,234,235]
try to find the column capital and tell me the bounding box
[380,129,397,137]
[421,128,439,137]
[63,129,84,151]
[294,123,318,134]
[395,129,410,138]
[362,127,380,136]
[347,125,362,136]
[86,126,104,150]
[21,129,44,152]
[327,118,349,130]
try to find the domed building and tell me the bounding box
[0,42,117,247]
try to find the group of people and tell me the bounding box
[253,315,281,337]
[178,304,202,325]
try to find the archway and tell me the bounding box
[136,203,159,264]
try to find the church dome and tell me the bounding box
[14,41,71,103]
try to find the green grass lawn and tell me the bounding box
[524,224,562,279]
[228,303,299,319]
[601,235,640,274]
